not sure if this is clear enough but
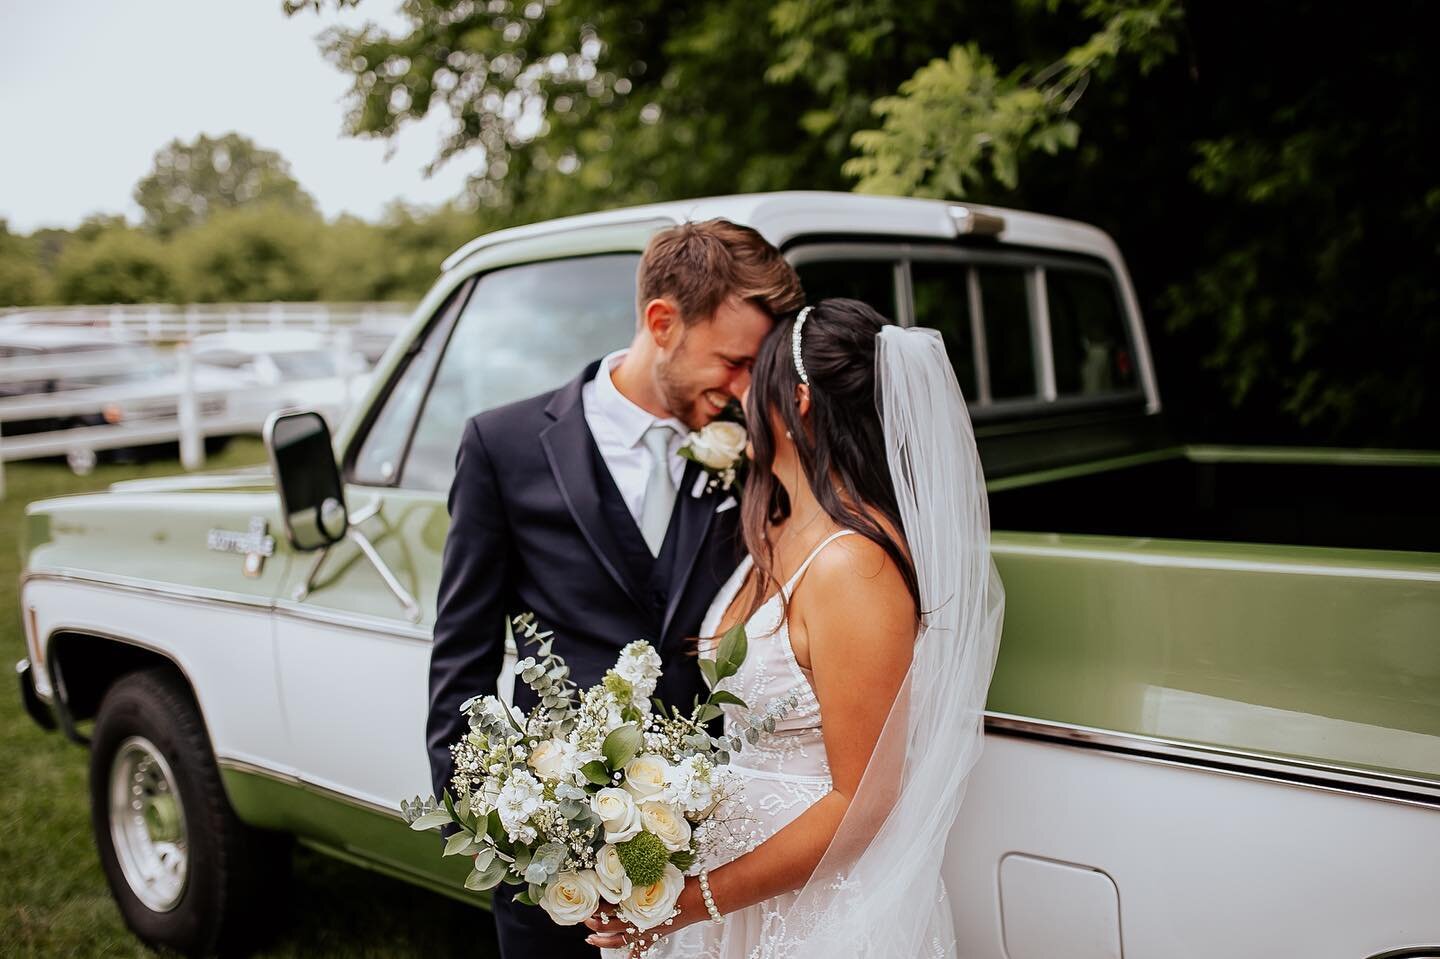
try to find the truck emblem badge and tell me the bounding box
[207,517,276,578]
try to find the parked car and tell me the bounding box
[0,331,238,468]
[190,330,368,432]
[16,193,1440,957]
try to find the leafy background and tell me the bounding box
[2,0,1435,444]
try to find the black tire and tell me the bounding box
[89,667,292,957]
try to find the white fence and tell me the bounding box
[0,302,411,499]
[0,301,413,343]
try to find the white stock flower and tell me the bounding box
[623,754,671,801]
[619,862,686,931]
[528,737,578,783]
[591,787,643,843]
[687,421,747,470]
[661,754,716,814]
[593,843,633,904]
[640,801,693,852]
[496,771,545,844]
[540,870,602,926]
[615,642,663,700]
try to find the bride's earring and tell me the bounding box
[785,429,793,439]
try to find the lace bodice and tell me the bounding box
[698,530,856,781]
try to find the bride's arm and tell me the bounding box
[586,535,916,948]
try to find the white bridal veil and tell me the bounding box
[765,324,1006,957]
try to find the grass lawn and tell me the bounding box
[0,441,498,957]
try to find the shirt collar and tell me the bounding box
[594,349,687,447]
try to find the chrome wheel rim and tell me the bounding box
[108,735,188,912]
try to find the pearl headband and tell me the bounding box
[791,305,813,384]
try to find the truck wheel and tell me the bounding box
[89,667,291,957]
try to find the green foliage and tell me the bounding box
[135,132,319,236]
[51,227,179,304]
[615,830,667,886]
[845,1,1182,197]
[176,205,325,302]
[0,220,49,306]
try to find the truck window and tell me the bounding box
[910,260,979,400]
[1046,268,1137,396]
[977,265,1037,400]
[794,258,900,320]
[399,253,640,491]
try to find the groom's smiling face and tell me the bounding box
[655,295,773,430]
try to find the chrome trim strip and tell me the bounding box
[988,542,1440,583]
[216,757,406,821]
[985,713,1440,809]
[271,599,431,642]
[22,568,433,641]
[22,568,274,611]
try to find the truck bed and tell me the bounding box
[988,445,1440,554]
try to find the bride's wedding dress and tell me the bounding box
[636,528,897,959]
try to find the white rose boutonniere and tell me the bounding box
[680,420,747,495]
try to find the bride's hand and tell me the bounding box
[583,907,631,952]
[584,877,705,954]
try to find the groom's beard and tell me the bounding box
[655,347,717,432]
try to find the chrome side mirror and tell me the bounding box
[264,410,348,551]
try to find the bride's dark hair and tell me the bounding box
[737,297,920,623]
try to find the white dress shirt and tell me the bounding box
[581,350,689,525]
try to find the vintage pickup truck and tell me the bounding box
[16,192,1440,958]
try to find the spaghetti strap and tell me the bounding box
[782,529,858,596]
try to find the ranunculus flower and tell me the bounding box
[591,787,643,843]
[541,870,601,926]
[623,754,671,801]
[640,801,693,852]
[619,863,686,931]
[686,421,747,469]
[593,843,633,905]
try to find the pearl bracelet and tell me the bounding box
[698,869,723,924]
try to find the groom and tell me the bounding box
[427,219,804,958]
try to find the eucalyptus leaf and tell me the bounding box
[408,809,453,831]
[466,855,508,891]
[602,724,643,770]
[473,845,496,870]
[444,831,475,857]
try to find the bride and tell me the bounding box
[586,298,1006,958]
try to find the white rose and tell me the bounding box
[619,863,686,931]
[687,421,747,469]
[623,754,671,801]
[593,843,634,905]
[640,801,693,852]
[527,738,575,782]
[591,787,643,843]
[540,870,602,926]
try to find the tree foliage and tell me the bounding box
[134,132,319,236]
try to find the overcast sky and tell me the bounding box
[0,0,476,233]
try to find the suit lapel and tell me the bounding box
[661,460,722,642]
[540,364,646,613]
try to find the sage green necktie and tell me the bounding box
[639,423,678,556]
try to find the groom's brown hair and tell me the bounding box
[637,219,804,325]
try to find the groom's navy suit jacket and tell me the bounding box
[426,359,743,956]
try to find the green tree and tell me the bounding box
[134,132,319,236]
[51,227,179,304]
[176,205,324,302]
[0,220,50,306]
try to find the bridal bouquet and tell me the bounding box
[403,614,754,933]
